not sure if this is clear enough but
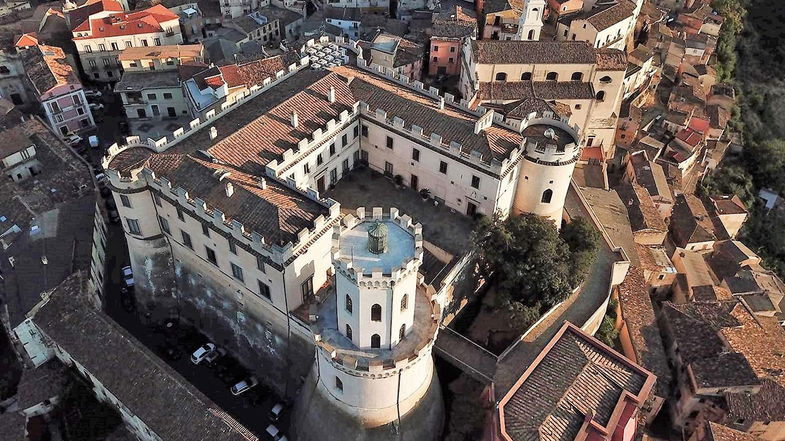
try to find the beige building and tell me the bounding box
[555,0,637,50]
[72,4,183,82]
[460,40,627,160]
[115,44,204,120]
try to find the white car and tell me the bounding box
[65,134,82,146]
[84,89,102,99]
[191,343,216,364]
[89,103,104,112]
[230,376,258,395]
[121,266,135,288]
[265,424,286,440]
[89,135,100,148]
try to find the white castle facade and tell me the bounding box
[101,37,598,440]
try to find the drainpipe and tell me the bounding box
[281,263,292,398]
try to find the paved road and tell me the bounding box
[101,224,287,437]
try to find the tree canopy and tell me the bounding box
[698,164,756,206]
[472,214,600,326]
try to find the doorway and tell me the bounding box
[167,107,176,117]
[317,176,325,193]
[384,161,393,177]
[137,108,147,118]
[466,201,478,216]
[410,174,418,190]
[59,126,69,136]
[151,105,160,117]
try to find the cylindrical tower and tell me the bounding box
[512,117,581,226]
[292,207,443,440]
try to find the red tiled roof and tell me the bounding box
[204,75,225,88]
[66,0,124,31]
[15,32,38,48]
[688,116,711,134]
[73,4,178,39]
[676,128,702,147]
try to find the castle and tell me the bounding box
[101,37,617,440]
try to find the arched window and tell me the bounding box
[345,294,352,314]
[371,304,382,321]
[399,324,406,340]
[371,334,380,348]
[599,75,612,84]
[596,91,606,102]
[345,324,352,340]
[495,72,507,81]
[521,72,532,80]
[570,72,583,81]
[335,376,343,392]
[546,72,558,81]
[541,189,553,203]
[400,294,408,311]
[527,29,535,40]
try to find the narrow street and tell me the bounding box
[101,224,288,437]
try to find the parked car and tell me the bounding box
[204,347,226,365]
[84,89,102,100]
[269,403,285,422]
[108,209,120,223]
[121,266,134,288]
[191,343,217,364]
[89,103,104,112]
[265,424,286,440]
[89,135,100,148]
[65,134,82,147]
[230,376,259,395]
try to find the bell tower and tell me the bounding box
[517,0,546,41]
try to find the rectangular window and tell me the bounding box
[258,280,271,299]
[50,102,60,113]
[302,277,314,298]
[111,42,118,50]
[159,216,170,234]
[386,136,393,149]
[84,45,92,53]
[177,208,184,221]
[316,154,323,165]
[201,224,210,238]
[342,134,348,147]
[88,59,96,67]
[329,143,336,156]
[231,263,244,282]
[330,168,337,184]
[73,95,82,106]
[147,93,156,100]
[125,40,132,48]
[342,159,349,172]
[205,246,217,265]
[153,193,162,207]
[102,58,110,67]
[163,92,173,99]
[433,45,439,51]
[98,43,106,51]
[450,46,456,52]
[412,148,420,161]
[126,218,141,235]
[303,162,310,174]
[141,39,148,46]
[439,161,447,174]
[229,240,237,254]
[77,107,85,116]
[120,194,131,208]
[256,255,265,272]
[353,125,359,138]
[471,175,480,189]
[361,124,368,137]
[154,38,161,46]
[181,230,192,249]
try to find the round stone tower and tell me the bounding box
[292,207,443,441]
[512,115,581,226]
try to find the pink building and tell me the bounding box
[429,6,476,77]
[488,322,657,441]
[21,45,95,137]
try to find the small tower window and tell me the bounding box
[599,75,612,84]
[371,304,382,322]
[541,189,553,203]
[571,72,583,81]
[399,324,406,340]
[371,334,380,348]
[335,376,343,392]
[527,29,535,40]
[495,72,507,81]
[521,72,532,80]
[546,72,558,81]
[400,294,408,311]
[345,294,353,314]
[596,91,606,102]
[346,324,352,340]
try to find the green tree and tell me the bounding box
[698,165,756,206]
[595,299,619,347]
[472,214,573,310]
[744,138,785,193]
[560,217,602,289]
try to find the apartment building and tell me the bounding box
[1,125,40,181]
[226,7,303,46]
[0,50,29,105]
[366,33,424,81]
[555,0,637,50]
[220,0,266,20]
[72,4,183,82]
[115,44,204,120]
[460,40,627,159]
[21,45,95,136]
[429,5,477,76]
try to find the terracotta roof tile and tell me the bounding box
[471,40,598,65]
[73,4,178,39]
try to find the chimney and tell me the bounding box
[328,86,335,103]
[291,110,299,128]
[438,96,445,110]
[258,177,267,189]
[225,182,234,197]
[209,126,217,140]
